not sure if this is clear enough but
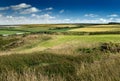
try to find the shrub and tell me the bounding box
[100,42,120,53]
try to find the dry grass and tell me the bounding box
[0,40,120,81]
[76,54,120,81]
[46,41,99,55]
[0,70,65,81]
[0,53,120,81]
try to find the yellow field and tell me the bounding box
[69,28,120,32]
[87,25,120,28]
[23,24,78,28]
[51,24,78,27]
[69,25,120,32]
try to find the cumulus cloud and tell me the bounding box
[0,3,31,11]
[59,10,64,13]
[45,7,53,10]
[31,14,55,19]
[0,14,3,17]
[79,17,120,23]
[64,19,71,21]
[0,7,9,10]
[11,3,31,10]
[99,18,107,22]
[0,15,109,25]
[0,3,120,25]
[0,3,39,14]
[85,14,98,17]
[20,7,40,14]
[1,12,120,25]
[31,14,37,17]
[107,14,118,17]
[6,16,13,19]
[0,14,56,25]
[39,14,55,19]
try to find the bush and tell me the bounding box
[100,42,120,53]
[0,37,20,50]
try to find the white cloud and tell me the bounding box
[11,3,31,10]
[10,3,40,14]
[6,16,13,19]
[59,10,64,13]
[20,7,40,14]
[85,14,98,17]
[99,18,107,23]
[0,7,9,10]
[0,14,3,17]
[31,14,37,17]
[0,14,56,25]
[0,3,54,16]
[40,14,55,19]
[64,19,71,21]
[1,12,120,25]
[108,14,118,17]
[45,7,53,10]
[31,14,55,19]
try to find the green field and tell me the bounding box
[0,24,120,36]
[39,35,120,47]
[0,24,120,81]
[0,30,26,35]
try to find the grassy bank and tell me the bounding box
[0,34,120,81]
[0,46,120,81]
[0,24,120,81]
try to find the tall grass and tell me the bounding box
[0,46,119,81]
[0,34,120,81]
[76,54,120,81]
[0,70,65,81]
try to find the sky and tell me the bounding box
[0,0,120,25]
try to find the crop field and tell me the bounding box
[0,24,120,81]
[0,30,26,35]
[1,24,120,36]
[0,25,75,35]
[69,27,120,32]
[69,25,120,32]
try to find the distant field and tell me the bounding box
[0,30,26,35]
[69,27,120,32]
[14,27,48,32]
[0,24,88,35]
[1,24,120,35]
[22,24,79,27]
[87,25,120,28]
[69,25,120,32]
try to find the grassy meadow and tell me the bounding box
[0,24,120,81]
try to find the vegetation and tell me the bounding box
[0,42,120,81]
[0,24,120,35]
[69,25,120,32]
[0,24,120,81]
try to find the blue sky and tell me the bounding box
[0,0,120,24]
